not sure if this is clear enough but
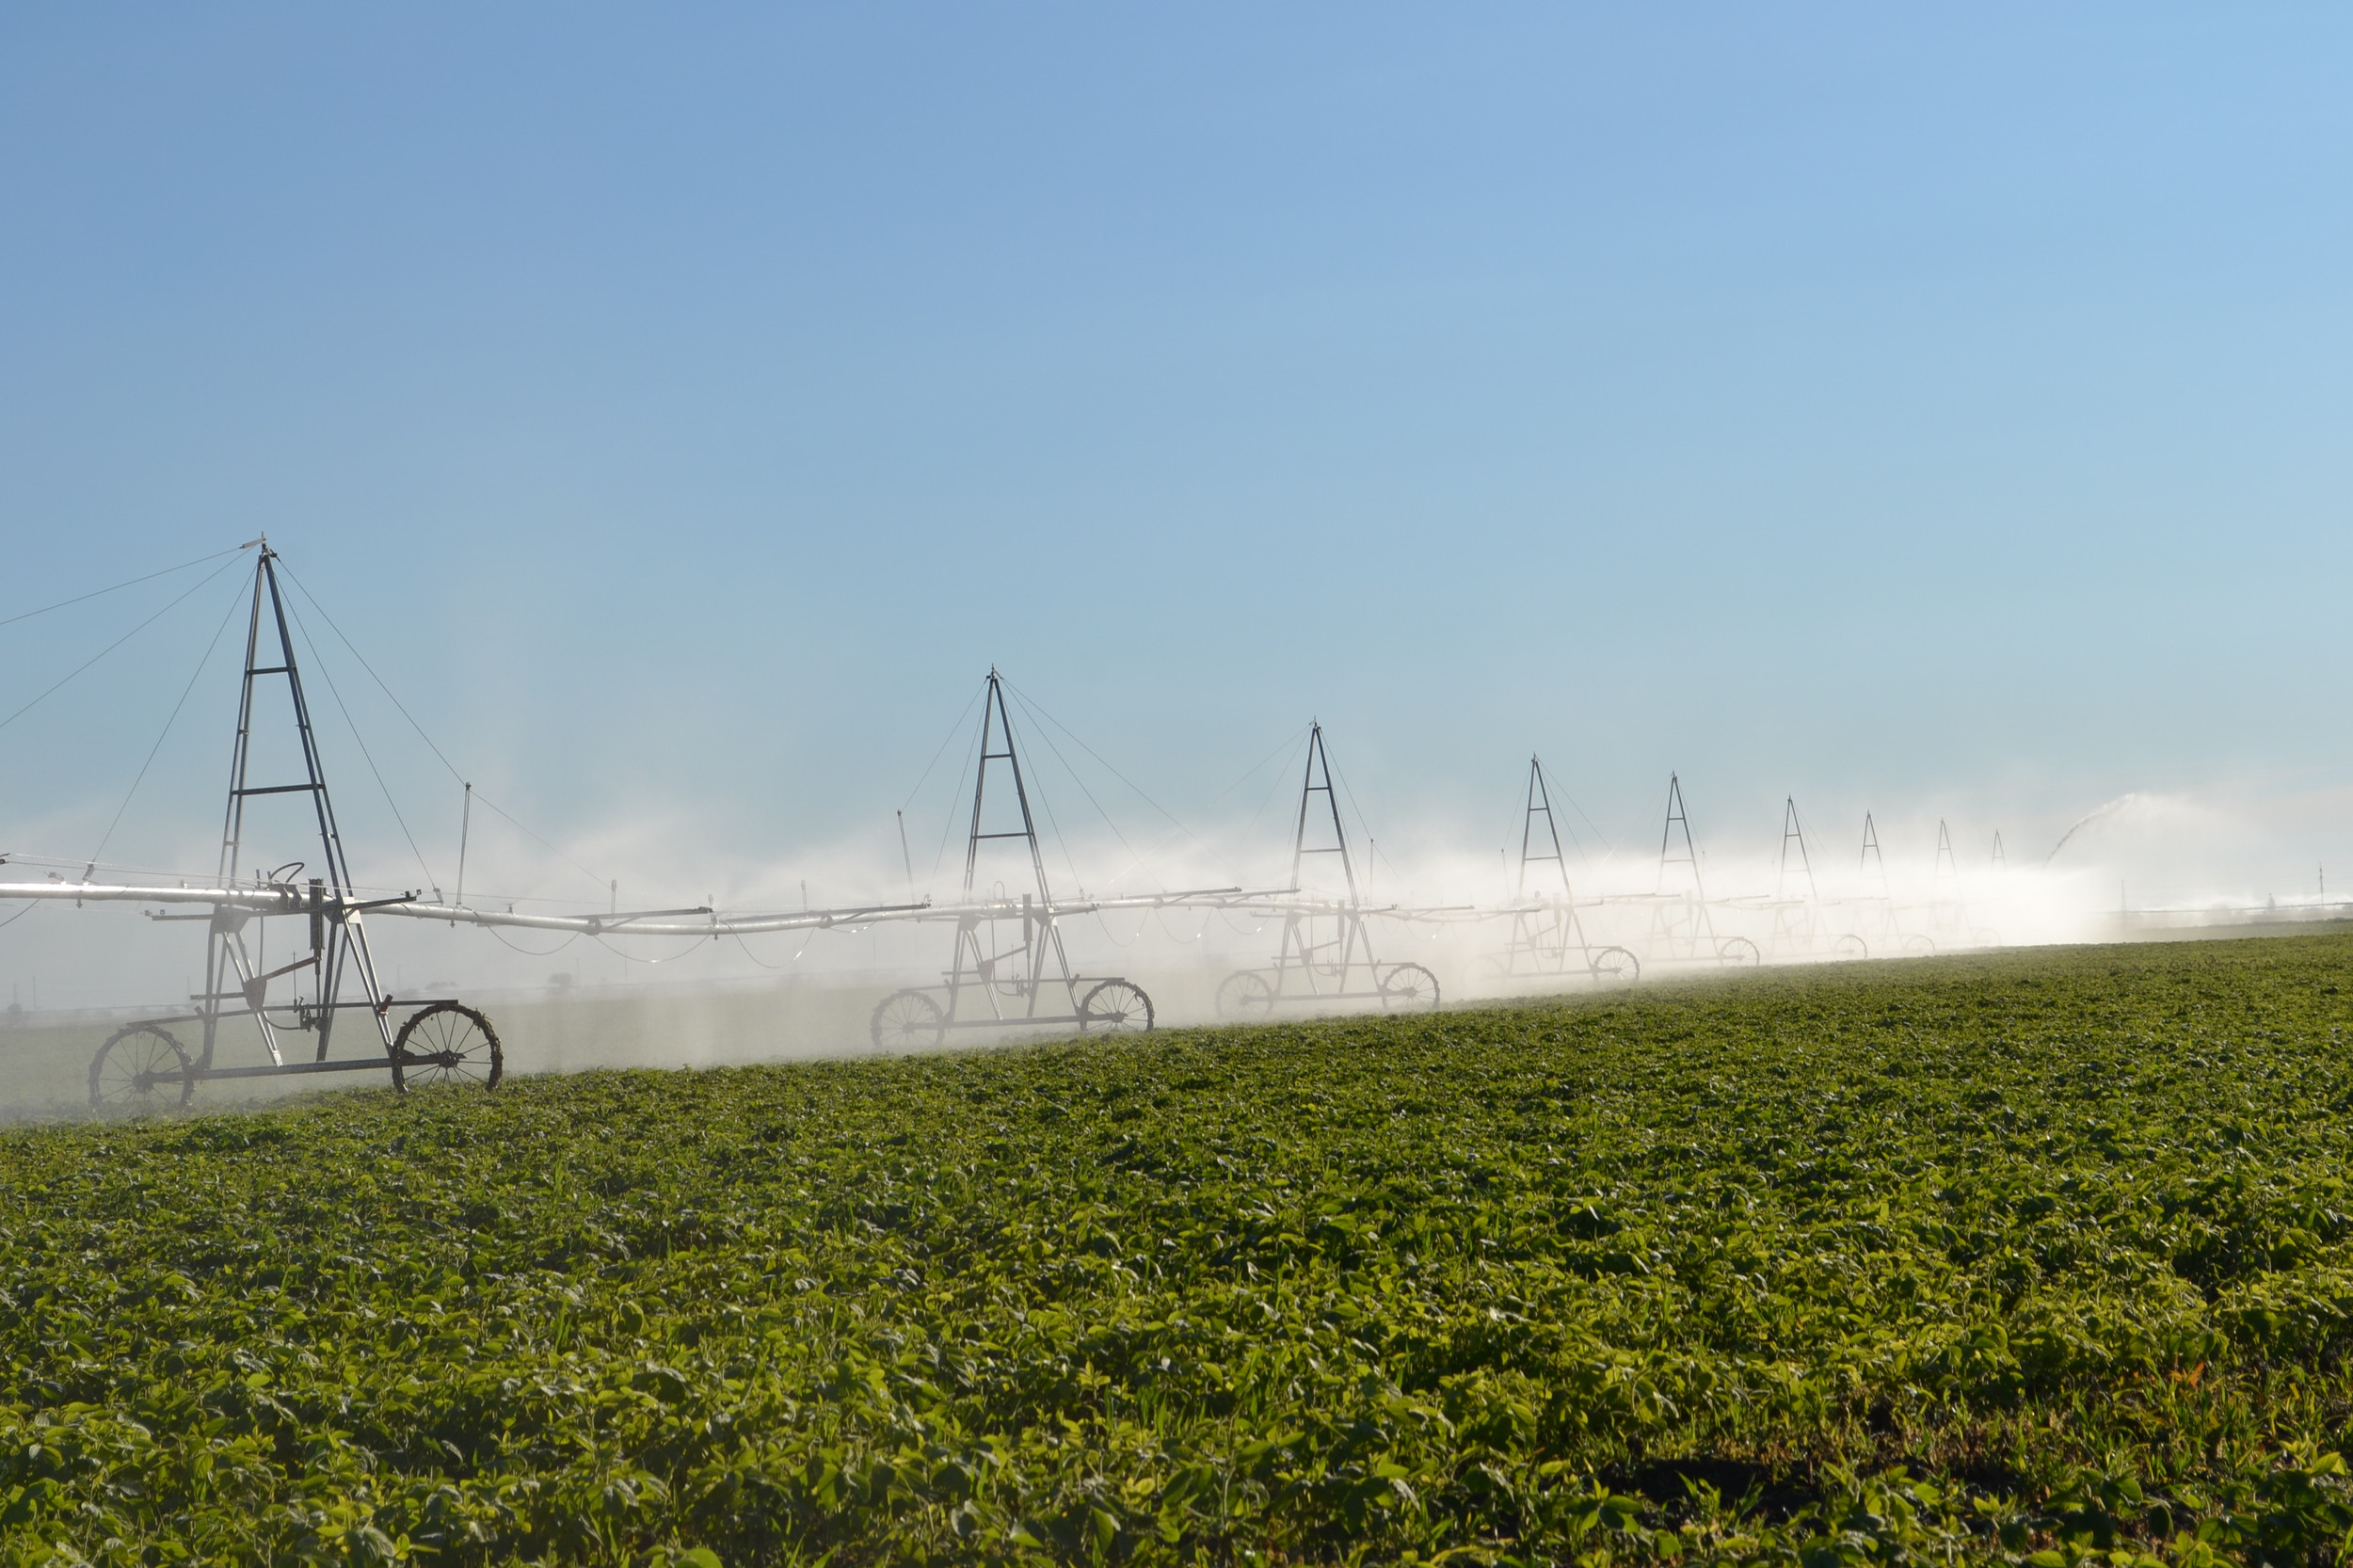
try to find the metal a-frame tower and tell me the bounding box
[951,669,1081,1024]
[1657,774,1705,903]
[84,541,502,1108]
[1290,722,1361,905]
[1765,796,1821,956]
[1517,755,1573,904]
[870,670,1154,1047]
[1847,811,1935,956]
[1640,773,1752,964]
[1499,756,1636,983]
[1215,721,1439,1015]
[1927,818,1969,946]
[1272,722,1378,996]
[1776,798,1817,903]
[205,541,395,1073]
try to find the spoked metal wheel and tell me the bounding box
[1080,979,1154,1034]
[1718,936,1762,968]
[392,1002,504,1090]
[1833,935,1868,961]
[1588,946,1640,985]
[89,1023,195,1111]
[1378,963,1442,1011]
[1215,970,1277,1019]
[871,988,947,1050]
[1902,935,1936,957]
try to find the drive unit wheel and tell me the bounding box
[89,1023,195,1111]
[1216,970,1277,1019]
[393,1002,504,1090]
[1080,979,1154,1033]
[1588,946,1641,984]
[1378,963,1442,1011]
[871,988,947,1051]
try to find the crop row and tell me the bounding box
[5,937,2353,1562]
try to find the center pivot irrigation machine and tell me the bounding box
[1588,774,1763,971]
[1494,756,1641,984]
[1,541,955,1107]
[863,670,1283,1049]
[0,538,1376,1107]
[1211,724,1446,1018]
[1,542,504,1107]
[3,542,2034,1112]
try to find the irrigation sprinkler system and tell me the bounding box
[1492,757,1638,984]
[0,543,2034,1104]
[859,671,1279,1048]
[1725,797,1856,962]
[1587,775,1762,971]
[1211,724,1445,1018]
[0,543,503,1108]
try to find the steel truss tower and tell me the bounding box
[205,543,397,1073]
[1647,773,1724,958]
[1214,721,1439,1015]
[76,540,503,1109]
[1499,757,1635,982]
[869,670,1155,1047]
[951,668,1081,1024]
[1766,796,1821,955]
[1277,721,1377,988]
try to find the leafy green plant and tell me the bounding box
[6,936,2353,1562]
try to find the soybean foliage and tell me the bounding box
[8,936,2353,1564]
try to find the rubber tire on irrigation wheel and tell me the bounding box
[89,1022,195,1111]
[1718,936,1762,968]
[1588,946,1640,985]
[1833,935,1868,961]
[871,988,947,1051]
[392,1002,504,1091]
[1079,979,1154,1034]
[1215,970,1276,1019]
[1378,963,1442,1011]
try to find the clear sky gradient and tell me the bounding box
[4,5,2349,929]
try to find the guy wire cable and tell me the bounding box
[1003,677,1239,885]
[930,696,987,887]
[482,925,581,959]
[1000,686,1112,893]
[283,592,440,892]
[902,680,987,815]
[0,552,247,737]
[896,676,991,896]
[1207,721,1312,810]
[593,932,711,966]
[728,929,821,969]
[1014,704,1086,897]
[1332,760,1405,890]
[1121,719,1310,883]
[280,560,613,898]
[87,572,250,870]
[0,543,248,632]
[1241,728,1312,843]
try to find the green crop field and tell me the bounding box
[8,936,2353,1565]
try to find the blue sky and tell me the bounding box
[4,5,2351,920]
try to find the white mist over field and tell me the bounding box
[2,741,2347,1121]
[3,760,2343,1027]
